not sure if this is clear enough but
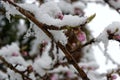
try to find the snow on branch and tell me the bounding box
[96,22,120,47]
[73,22,120,68]
[0,56,32,80]
[1,0,90,80]
[0,43,36,80]
[2,0,120,80]
[1,0,95,46]
[75,22,120,52]
[1,0,95,29]
[72,21,120,67]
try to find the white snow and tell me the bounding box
[2,1,88,46]
[1,1,22,21]
[57,0,74,14]
[72,1,86,10]
[0,71,8,80]
[7,68,22,80]
[0,43,29,66]
[0,43,20,57]
[33,42,54,76]
[2,1,120,80]
[49,30,68,45]
[96,22,120,51]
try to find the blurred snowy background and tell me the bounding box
[26,0,120,77]
[26,0,120,74]
[85,2,120,73]
[1,0,120,80]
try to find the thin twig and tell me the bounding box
[97,44,120,66]
[70,38,95,53]
[0,56,32,80]
[81,38,95,48]
[2,0,90,80]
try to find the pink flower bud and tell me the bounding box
[111,74,117,80]
[72,43,76,47]
[67,71,72,78]
[74,8,82,15]
[12,52,19,56]
[57,13,64,20]
[42,40,48,46]
[81,66,86,69]
[22,51,28,56]
[27,65,33,72]
[76,32,86,42]
[50,74,58,80]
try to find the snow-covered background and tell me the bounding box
[1,0,120,80]
[8,0,120,75]
[85,3,120,73]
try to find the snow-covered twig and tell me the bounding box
[72,32,120,66]
[43,13,95,30]
[2,0,90,80]
[0,56,32,80]
[82,36,120,66]
[97,44,120,66]
[70,38,95,53]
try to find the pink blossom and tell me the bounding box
[42,40,48,46]
[74,8,83,15]
[67,71,72,78]
[12,52,19,56]
[76,32,86,42]
[72,43,76,47]
[27,65,33,72]
[22,51,28,56]
[81,66,86,69]
[111,74,117,80]
[56,13,64,20]
[50,74,58,80]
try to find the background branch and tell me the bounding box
[104,0,120,14]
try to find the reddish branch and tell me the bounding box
[2,0,90,80]
[0,56,32,80]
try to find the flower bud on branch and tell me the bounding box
[2,0,90,80]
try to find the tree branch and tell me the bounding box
[0,56,32,80]
[2,0,90,80]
